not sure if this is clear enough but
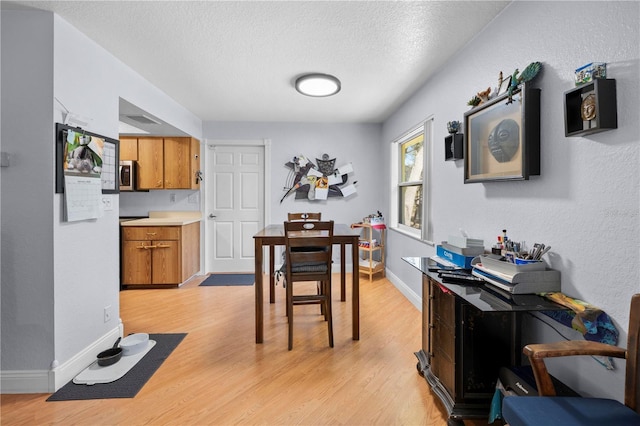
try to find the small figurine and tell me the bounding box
[507,61,542,104]
[477,87,492,104]
[493,71,505,97]
[581,93,596,121]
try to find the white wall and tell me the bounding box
[119,189,201,217]
[382,1,639,401]
[1,10,56,376]
[203,121,384,265]
[1,9,202,392]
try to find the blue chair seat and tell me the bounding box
[503,396,640,426]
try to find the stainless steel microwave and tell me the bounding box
[119,160,136,191]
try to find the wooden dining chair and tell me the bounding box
[282,212,323,314]
[502,293,640,425]
[287,212,321,221]
[283,220,334,350]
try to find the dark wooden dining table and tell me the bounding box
[253,223,361,343]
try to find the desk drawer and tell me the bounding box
[433,282,455,328]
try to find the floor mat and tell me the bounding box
[47,333,186,401]
[199,273,254,286]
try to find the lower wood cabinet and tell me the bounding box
[421,275,514,425]
[121,222,199,287]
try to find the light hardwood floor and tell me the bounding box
[1,274,489,425]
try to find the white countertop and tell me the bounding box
[120,211,202,227]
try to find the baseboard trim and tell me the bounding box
[385,268,421,311]
[1,323,123,394]
[0,369,51,394]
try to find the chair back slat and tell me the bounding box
[626,294,640,412]
[287,212,321,221]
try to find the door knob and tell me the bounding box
[209,214,216,219]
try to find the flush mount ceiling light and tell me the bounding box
[295,73,341,97]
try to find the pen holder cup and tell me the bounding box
[515,258,543,265]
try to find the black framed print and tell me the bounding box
[464,84,540,183]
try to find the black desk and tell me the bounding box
[403,257,563,425]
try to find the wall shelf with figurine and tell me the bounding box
[445,134,464,161]
[445,120,464,161]
[564,78,617,137]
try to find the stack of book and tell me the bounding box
[432,235,485,269]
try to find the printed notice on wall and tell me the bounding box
[64,175,104,222]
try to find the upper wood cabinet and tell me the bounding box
[119,137,139,161]
[138,137,165,189]
[190,137,201,190]
[164,137,189,189]
[133,137,201,190]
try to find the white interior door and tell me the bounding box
[205,144,265,273]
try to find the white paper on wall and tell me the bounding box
[337,162,353,175]
[328,174,342,185]
[307,168,323,178]
[315,187,328,200]
[64,175,104,222]
[339,184,357,197]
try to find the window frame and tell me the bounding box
[390,117,433,243]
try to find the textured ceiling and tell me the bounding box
[4,1,510,124]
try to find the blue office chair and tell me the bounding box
[503,294,640,425]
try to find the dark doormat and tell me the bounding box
[199,273,254,286]
[47,333,186,401]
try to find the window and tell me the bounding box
[390,118,432,241]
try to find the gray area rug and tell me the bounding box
[199,273,254,286]
[47,333,186,401]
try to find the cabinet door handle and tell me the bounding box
[156,244,171,248]
[138,245,157,250]
[146,232,157,236]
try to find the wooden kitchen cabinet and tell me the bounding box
[119,137,139,161]
[164,137,192,189]
[137,137,165,189]
[121,222,199,287]
[190,137,201,190]
[135,137,201,190]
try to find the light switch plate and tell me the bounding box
[0,152,9,167]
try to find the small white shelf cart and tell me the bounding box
[351,222,386,282]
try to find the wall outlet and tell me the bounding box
[169,193,176,203]
[104,305,112,323]
[102,195,113,211]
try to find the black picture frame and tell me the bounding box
[463,84,540,183]
[55,123,120,194]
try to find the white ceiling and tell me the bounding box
[4,1,510,126]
